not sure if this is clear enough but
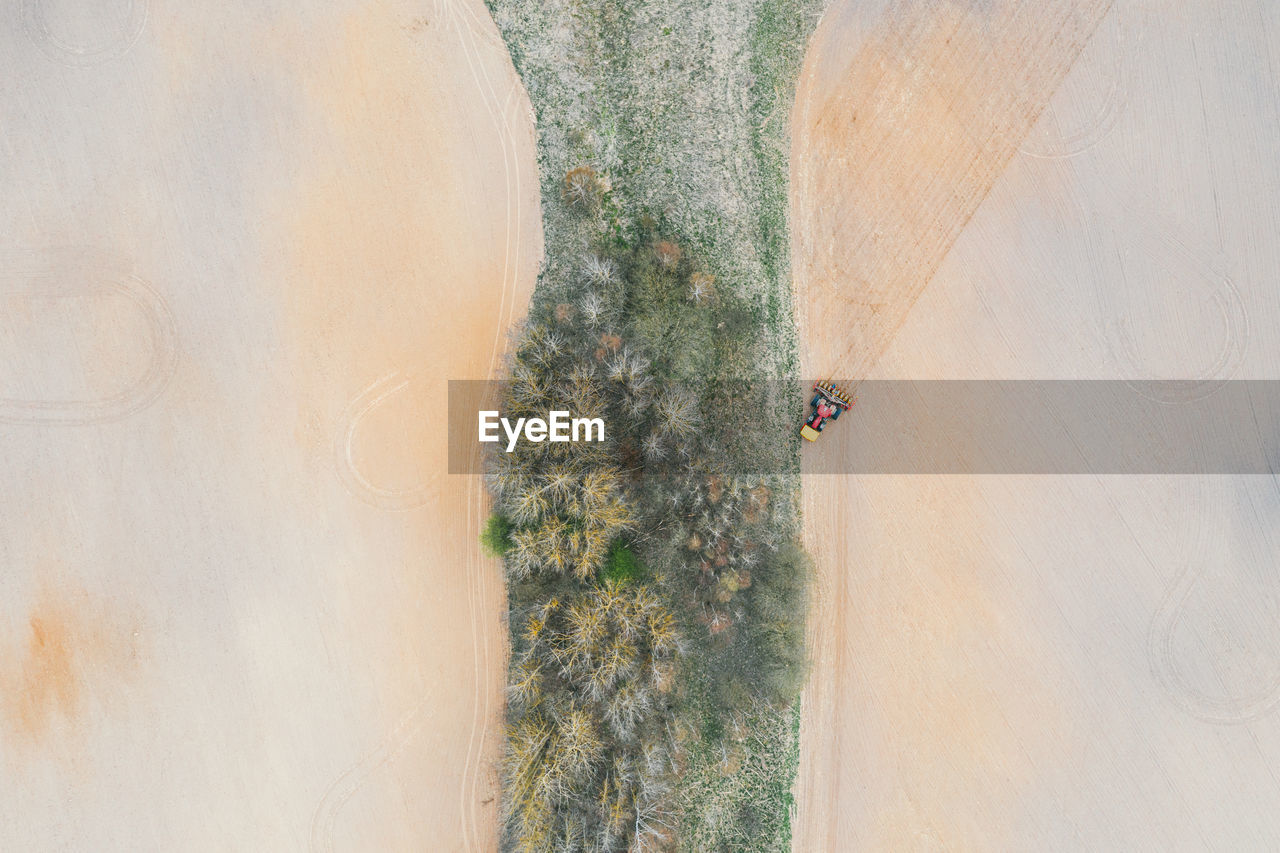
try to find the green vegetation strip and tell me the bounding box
[483,0,823,849]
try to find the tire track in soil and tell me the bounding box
[449,0,531,846]
[1146,485,1280,726]
[1148,569,1280,725]
[0,247,178,426]
[1051,165,1249,403]
[21,0,148,67]
[1018,4,1127,160]
[307,0,532,850]
[1039,75,1268,726]
[334,372,433,511]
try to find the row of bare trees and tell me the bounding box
[504,581,679,851]
[489,247,693,851]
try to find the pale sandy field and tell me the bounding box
[0,1,539,850]
[8,0,1280,850]
[793,0,1280,849]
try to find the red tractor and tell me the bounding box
[801,380,853,442]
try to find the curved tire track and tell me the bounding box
[21,0,148,67]
[334,372,433,511]
[0,246,178,425]
[1148,563,1280,725]
[1019,5,1127,160]
[1077,187,1249,403]
[309,697,434,853]
[1147,485,1280,725]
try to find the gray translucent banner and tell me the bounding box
[448,380,1280,474]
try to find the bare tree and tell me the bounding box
[578,290,605,327]
[688,272,715,305]
[582,253,618,286]
[656,388,698,437]
[563,165,606,209]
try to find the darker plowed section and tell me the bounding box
[796,0,1112,378]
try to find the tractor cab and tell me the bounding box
[801,380,853,442]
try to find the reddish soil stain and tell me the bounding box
[1,580,143,755]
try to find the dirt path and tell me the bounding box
[0,0,538,849]
[791,0,1280,849]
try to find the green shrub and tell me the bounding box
[601,541,642,584]
[480,513,514,556]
